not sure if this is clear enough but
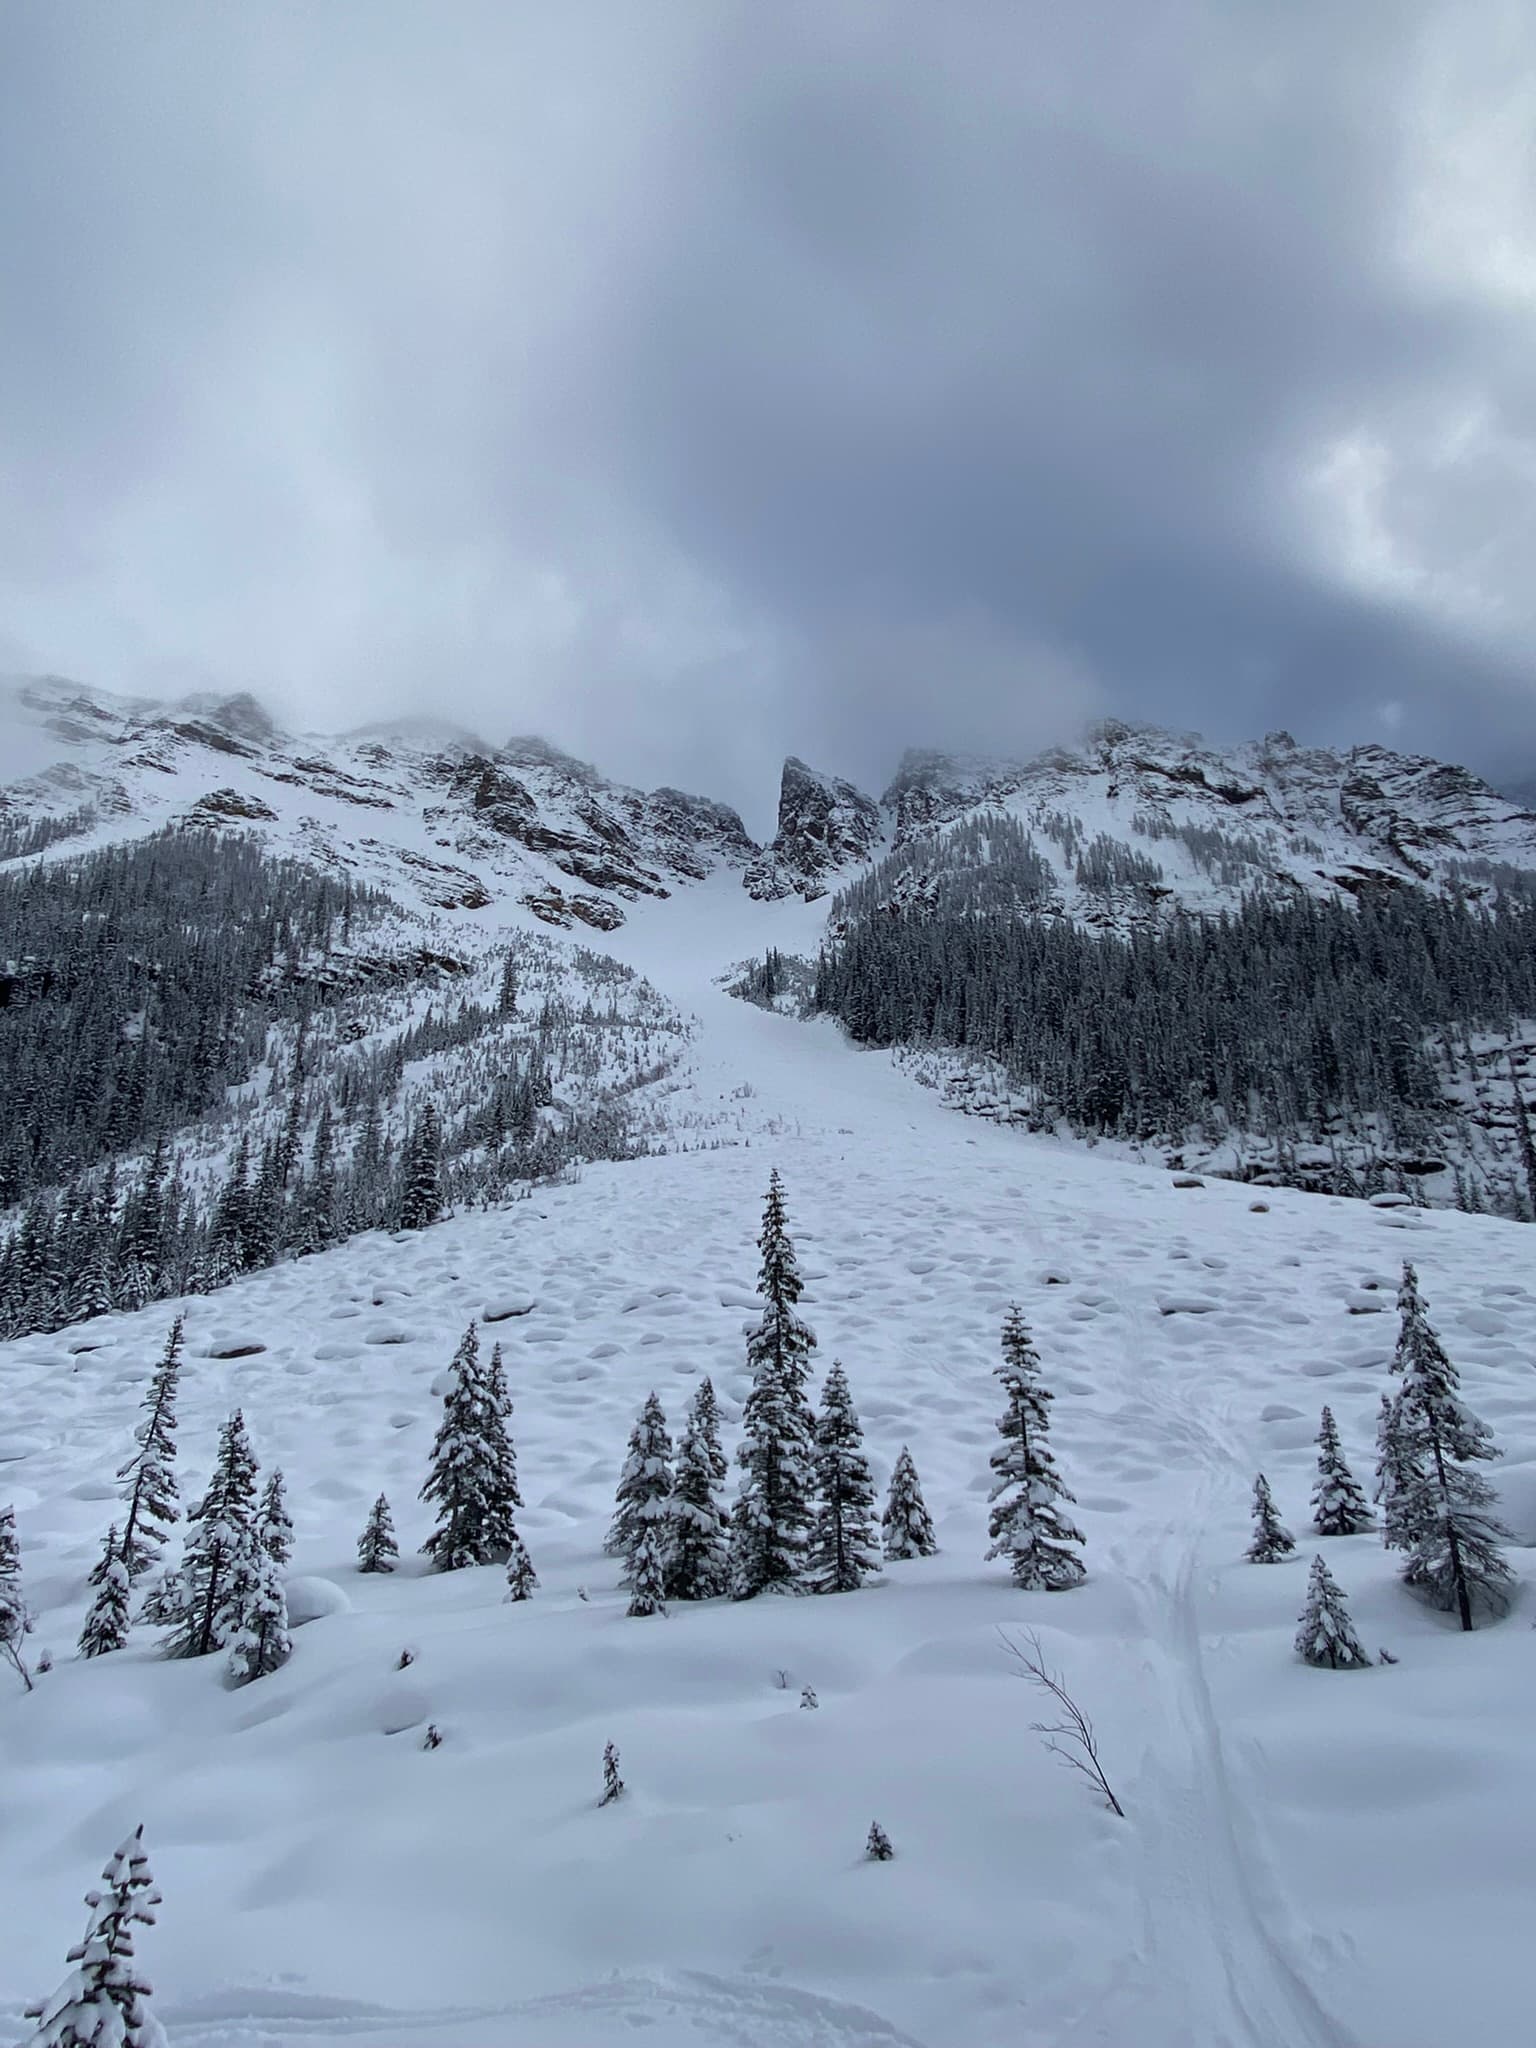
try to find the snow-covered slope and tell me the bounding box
[2,877,1532,2048]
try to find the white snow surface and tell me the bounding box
[2,877,1532,2048]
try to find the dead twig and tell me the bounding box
[1000,1627,1124,1818]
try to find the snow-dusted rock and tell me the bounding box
[743,757,882,902]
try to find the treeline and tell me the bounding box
[0,828,390,1207]
[0,832,682,1341]
[812,842,1536,1171]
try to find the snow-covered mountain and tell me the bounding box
[2,675,1534,2048]
[6,678,1535,927]
[0,677,757,930]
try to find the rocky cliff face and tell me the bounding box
[0,678,757,929]
[743,757,883,901]
[3,677,1533,930]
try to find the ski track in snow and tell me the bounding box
[3,877,1533,2048]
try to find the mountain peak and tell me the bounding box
[743,757,883,902]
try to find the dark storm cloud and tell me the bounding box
[3,3,1535,819]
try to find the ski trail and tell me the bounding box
[1083,1296,1362,2048]
[146,1970,930,2047]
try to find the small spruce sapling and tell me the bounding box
[357,1494,399,1574]
[799,1685,818,1710]
[421,1723,443,1750]
[599,1741,625,1806]
[1295,1556,1372,1669]
[79,1528,132,1659]
[257,1470,293,1565]
[24,1825,166,2048]
[1246,1474,1295,1562]
[882,1447,937,1559]
[504,1531,538,1602]
[1311,1407,1372,1536]
[865,1821,894,1862]
[626,1520,668,1618]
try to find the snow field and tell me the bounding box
[2,879,1533,2048]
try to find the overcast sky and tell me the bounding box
[3,3,1536,824]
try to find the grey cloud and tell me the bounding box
[3,1,1536,817]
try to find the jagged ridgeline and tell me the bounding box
[0,828,685,1339]
[808,816,1536,1214]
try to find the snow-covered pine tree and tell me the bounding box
[1295,1555,1372,1668]
[881,1446,937,1559]
[606,1391,674,1585]
[357,1493,399,1573]
[599,1741,624,1805]
[223,1529,291,1685]
[116,1316,182,1584]
[164,1410,259,1659]
[398,1104,444,1230]
[809,1361,880,1594]
[689,1375,730,1515]
[1,1502,34,1689]
[504,1530,538,1602]
[865,1821,895,1862]
[986,1307,1086,1591]
[1311,1407,1373,1536]
[1374,1390,1419,1552]
[730,1171,818,1599]
[79,1527,132,1659]
[665,1383,730,1601]
[626,1519,668,1618]
[1246,1474,1295,1562]
[420,1325,519,1571]
[257,1469,293,1566]
[476,1342,522,1561]
[24,1825,166,2048]
[1390,1261,1513,1629]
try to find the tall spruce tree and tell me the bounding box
[1247,1474,1295,1563]
[1390,1262,1512,1629]
[1311,1407,1373,1536]
[257,1469,293,1566]
[986,1307,1085,1591]
[79,1527,132,1659]
[607,1392,674,1582]
[164,1410,259,1659]
[116,1317,182,1584]
[480,1342,522,1557]
[730,1171,818,1599]
[1295,1555,1372,1669]
[666,1382,731,1601]
[357,1493,399,1573]
[882,1447,937,1559]
[24,1826,166,2048]
[809,1361,880,1593]
[399,1104,444,1230]
[421,1325,519,1571]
